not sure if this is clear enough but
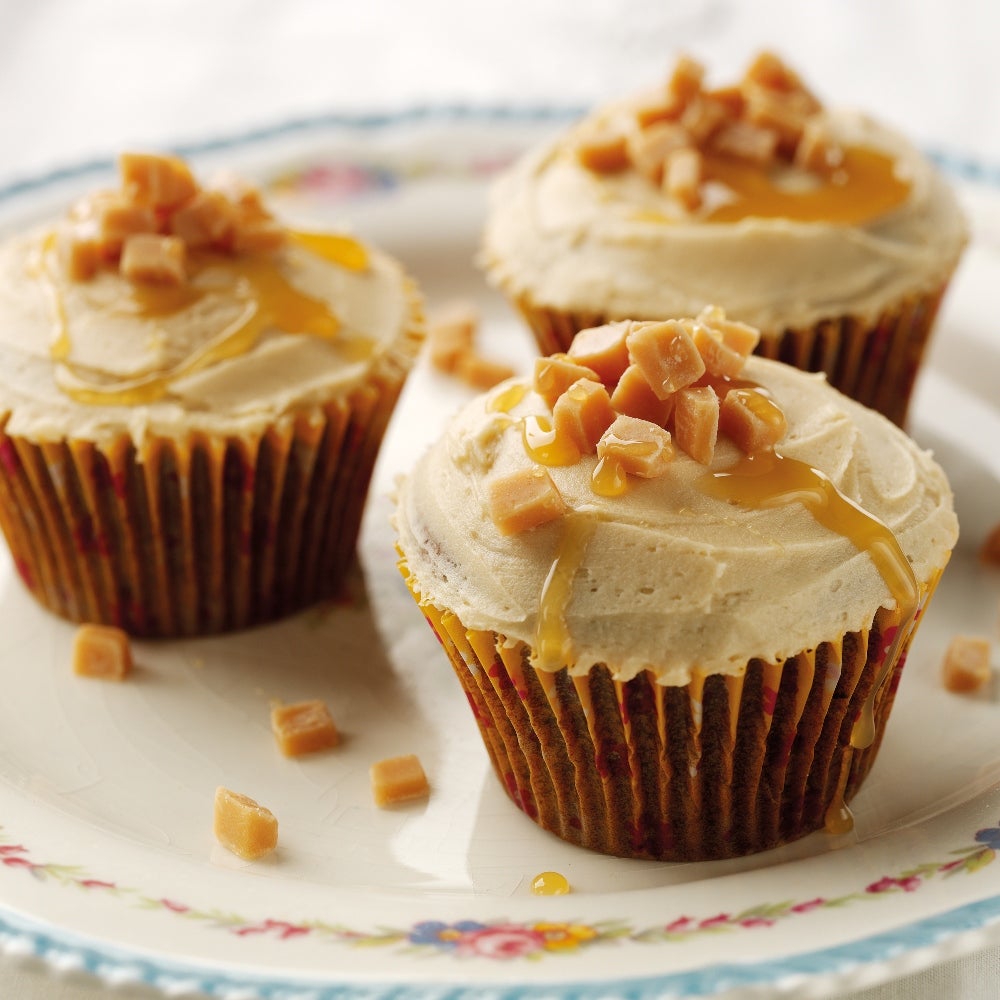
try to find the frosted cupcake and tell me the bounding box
[0,152,423,636]
[395,312,957,860]
[481,52,967,427]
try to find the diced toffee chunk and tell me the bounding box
[598,415,675,477]
[488,466,567,535]
[552,378,617,452]
[941,636,992,694]
[664,147,703,211]
[673,385,719,464]
[575,129,630,173]
[428,305,477,373]
[456,354,517,390]
[119,233,186,285]
[720,387,787,454]
[213,787,278,860]
[534,355,600,409]
[370,754,430,807]
[72,624,133,680]
[626,320,706,399]
[567,321,632,386]
[610,363,675,426]
[270,699,340,757]
[120,152,198,210]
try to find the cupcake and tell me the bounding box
[0,152,423,636]
[394,312,957,860]
[481,52,967,427]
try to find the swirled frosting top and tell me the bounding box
[395,356,957,684]
[0,154,420,444]
[482,92,966,331]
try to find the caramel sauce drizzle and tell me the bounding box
[534,514,597,672]
[44,230,371,406]
[591,455,628,497]
[706,147,910,224]
[824,748,856,835]
[487,382,528,414]
[522,415,580,467]
[635,145,910,226]
[700,450,919,757]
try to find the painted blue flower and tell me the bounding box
[408,920,487,948]
[974,824,1000,850]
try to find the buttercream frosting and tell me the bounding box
[395,357,957,685]
[0,226,419,444]
[481,106,967,331]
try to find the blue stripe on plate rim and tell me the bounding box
[0,102,997,206]
[0,102,998,997]
[1,892,1000,999]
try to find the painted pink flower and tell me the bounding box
[698,913,731,929]
[739,917,775,929]
[664,916,693,932]
[0,844,27,856]
[160,899,190,914]
[866,875,921,894]
[1,856,34,869]
[78,879,116,890]
[235,919,309,940]
[791,898,826,913]
[455,925,546,959]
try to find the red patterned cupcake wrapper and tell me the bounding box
[0,384,395,636]
[401,558,943,861]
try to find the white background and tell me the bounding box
[0,1,998,997]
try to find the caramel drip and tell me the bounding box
[820,641,844,715]
[702,451,917,610]
[32,232,72,360]
[44,230,372,406]
[824,748,855,835]
[571,674,595,722]
[533,664,562,717]
[613,679,632,739]
[497,643,528,700]
[761,661,784,725]
[534,515,597,671]
[522,415,580,466]
[531,871,571,895]
[591,456,628,497]
[652,681,668,752]
[724,671,745,744]
[687,668,707,735]
[488,383,528,414]
[706,146,911,225]
[792,652,816,723]
[701,451,919,751]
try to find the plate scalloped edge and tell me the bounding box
[2,893,1000,1000]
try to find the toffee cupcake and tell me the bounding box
[0,152,423,636]
[481,52,967,427]
[395,313,957,860]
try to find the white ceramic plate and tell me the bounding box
[1,111,999,1000]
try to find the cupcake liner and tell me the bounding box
[509,280,952,428]
[401,559,942,861]
[0,392,370,635]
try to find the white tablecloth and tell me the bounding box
[0,2,997,997]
